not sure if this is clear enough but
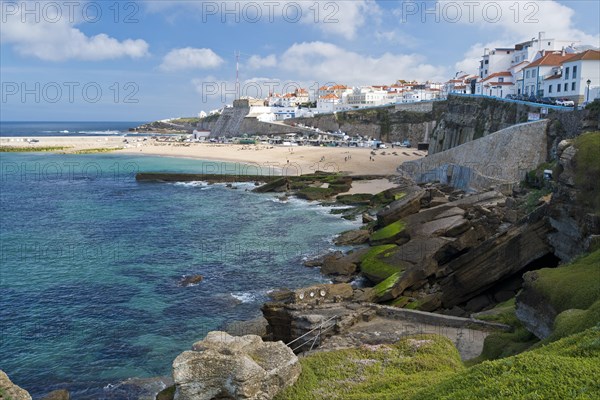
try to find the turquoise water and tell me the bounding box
[0,152,356,398]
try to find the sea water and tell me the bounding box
[0,151,357,398]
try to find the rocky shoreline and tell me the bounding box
[3,126,599,399]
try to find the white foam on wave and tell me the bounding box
[231,289,273,304]
[79,130,121,135]
[173,181,210,188]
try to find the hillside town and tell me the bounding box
[197,32,598,123]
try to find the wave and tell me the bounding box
[79,130,122,135]
[231,289,273,304]
[172,181,209,188]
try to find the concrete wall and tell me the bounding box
[394,101,435,113]
[400,120,550,191]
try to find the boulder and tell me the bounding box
[173,331,300,400]
[0,370,32,400]
[515,270,557,339]
[41,390,70,400]
[376,187,425,226]
[180,275,204,286]
[334,230,370,246]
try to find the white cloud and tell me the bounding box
[447,1,600,75]
[143,0,380,40]
[246,54,278,69]
[160,48,224,71]
[279,41,447,85]
[1,7,148,61]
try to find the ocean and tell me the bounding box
[0,121,145,137]
[0,123,357,398]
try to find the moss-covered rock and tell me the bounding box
[359,245,404,283]
[371,272,402,302]
[573,131,600,214]
[369,220,407,245]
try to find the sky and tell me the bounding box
[1,0,599,121]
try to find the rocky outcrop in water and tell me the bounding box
[172,331,300,400]
[0,370,32,400]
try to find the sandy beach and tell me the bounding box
[1,136,427,194]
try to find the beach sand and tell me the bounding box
[1,136,427,194]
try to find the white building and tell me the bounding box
[478,72,515,98]
[544,49,600,104]
[346,86,389,107]
[521,51,576,97]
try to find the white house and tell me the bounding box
[521,51,576,97]
[556,49,600,104]
[316,93,340,113]
[478,72,515,98]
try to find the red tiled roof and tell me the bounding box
[320,93,339,100]
[564,49,600,62]
[482,71,512,82]
[330,85,348,90]
[527,52,575,68]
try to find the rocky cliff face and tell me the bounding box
[288,102,446,145]
[0,370,32,400]
[429,95,588,155]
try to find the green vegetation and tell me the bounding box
[372,272,402,300]
[371,190,405,207]
[359,245,404,282]
[0,146,70,152]
[336,193,373,205]
[72,147,120,154]
[472,298,538,362]
[170,117,201,124]
[523,186,552,213]
[411,326,600,400]
[296,187,335,201]
[370,220,406,242]
[529,249,600,313]
[275,335,464,400]
[573,131,600,214]
[278,327,600,400]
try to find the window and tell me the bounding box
[549,85,553,93]
[526,70,530,78]
[564,83,568,91]
[557,85,561,92]
[565,67,570,79]
[572,82,576,91]
[532,70,537,77]
[548,42,551,45]
[573,66,577,79]
[485,60,489,64]
[499,77,504,82]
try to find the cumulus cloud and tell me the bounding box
[246,54,278,69]
[143,0,380,40]
[160,48,224,71]
[1,6,149,61]
[279,41,447,84]
[445,0,600,73]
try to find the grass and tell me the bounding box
[359,245,404,283]
[411,326,600,400]
[573,131,600,214]
[370,220,406,242]
[278,327,600,400]
[527,249,600,313]
[275,334,464,400]
[471,298,538,363]
[72,147,120,154]
[0,146,70,152]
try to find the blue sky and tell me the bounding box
[1,0,599,121]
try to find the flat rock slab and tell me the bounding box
[319,316,490,361]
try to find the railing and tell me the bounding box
[449,93,574,110]
[286,315,339,353]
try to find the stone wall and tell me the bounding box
[399,120,550,191]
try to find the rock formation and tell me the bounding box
[172,331,300,400]
[0,370,32,400]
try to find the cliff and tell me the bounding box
[288,102,446,145]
